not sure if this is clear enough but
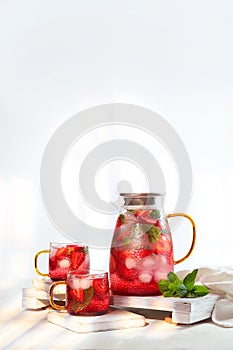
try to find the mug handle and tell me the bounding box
[34,249,50,277]
[167,213,196,265]
[49,281,66,310]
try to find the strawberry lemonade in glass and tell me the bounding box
[49,270,110,316]
[35,242,90,281]
[49,243,90,281]
[109,193,196,296]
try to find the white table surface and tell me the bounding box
[1,280,232,350]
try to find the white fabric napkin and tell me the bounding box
[176,266,233,327]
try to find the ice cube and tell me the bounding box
[58,258,70,269]
[69,277,93,290]
[125,257,137,269]
[138,272,153,283]
[153,254,167,267]
[142,255,155,268]
[79,278,93,289]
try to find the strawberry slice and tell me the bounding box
[118,264,138,281]
[93,277,109,296]
[118,248,152,261]
[135,210,151,217]
[137,215,159,225]
[70,288,84,302]
[55,247,67,260]
[71,245,86,253]
[71,251,86,270]
[153,234,172,254]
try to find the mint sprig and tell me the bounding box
[146,226,161,242]
[158,269,209,298]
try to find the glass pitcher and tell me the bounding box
[109,193,196,296]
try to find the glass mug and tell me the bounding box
[49,270,110,316]
[110,193,196,296]
[34,242,90,281]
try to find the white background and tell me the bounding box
[0,0,233,283]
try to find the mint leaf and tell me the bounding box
[183,269,198,291]
[163,290,174,297]
[147,226,161,242]
[167,272,181,284]
[158,279,169,293]
[167,273,182,296]
[192,285,209,297]
[176,284,188,297]
[150,209,160,219]
[168,281,180,295]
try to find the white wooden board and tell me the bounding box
[22,287,65,300]
[110,293,220,324]
[22,287,49,299]
[22,296,50,309]
[32,278,66,294]
[22,279,66,310]
[47,308,146,333]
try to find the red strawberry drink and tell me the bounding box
[49,243,90,281]
[110,207,174,296]
[66,270,110,316]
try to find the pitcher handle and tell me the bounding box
[34,249,50,277]
[167,213,196,265]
